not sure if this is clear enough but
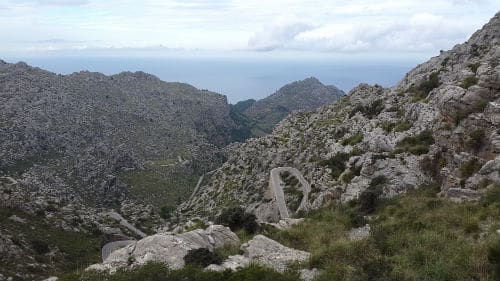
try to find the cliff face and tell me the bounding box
[0,62,242,210]
[180,12,500,222]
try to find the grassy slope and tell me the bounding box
[59,184,500,281]
[0,206,102,279]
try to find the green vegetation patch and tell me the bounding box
[468,63,481,73]
[395,130,435,155]
[61,263,301,281]
[459,158,483,178]
[119,169,197,208]
[460,76,479,89]
[349,99,384,119]
[341,133,364,146]
[409,71,440,102]
[216,207,259,234]
[381,120,412,133]
[268,184,500,281]
[453,99,488,125]
[465,129,485,151]
[0,206,101,277]
[320,152,351,180]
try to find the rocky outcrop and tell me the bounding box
[88,225,239,272]
[179,12,500,222]
[89,226,313,277]
[206,234,311,273]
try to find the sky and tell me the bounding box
[0,0,498,59]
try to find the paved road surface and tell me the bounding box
[102,240,135,261]
[269,167,311,220]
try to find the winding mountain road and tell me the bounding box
[269,167,311,220]
[100,212,146,261]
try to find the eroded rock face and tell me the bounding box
[87,225,239,272]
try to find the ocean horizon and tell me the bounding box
[4,56,420,103]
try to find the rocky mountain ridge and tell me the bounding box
[179,12,500,223]
[232,77,344,136]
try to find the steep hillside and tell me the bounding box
[180,12,499,222]
[0,62,257,280]
[237,77,344,134]
[0,62,246,210]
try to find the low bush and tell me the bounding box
[184,248,222,267]
[460,76,478,89]
[453,99,488,125]
[409,71,440,101]
[349,100,384,119]
[394,120,412,132]
[420,153,447,180]
[481,184,500,208]
[465,129,485,151]
[216,207,259,234]
[159,205,175,219]
[468,63,481,73]
[320,152,351,179]
[341,132,364,146]
[396,130,435,155]
[489,239,500,278]
[31,239,50,254]
[459,158,482,178]
[61,262,302,281]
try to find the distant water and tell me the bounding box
[8,57,418,103]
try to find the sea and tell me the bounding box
[4,56,424,103]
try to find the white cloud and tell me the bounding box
[248,17,314,51]
[12,0,90,6]
[0,0,497,57]
[246,11,478,53]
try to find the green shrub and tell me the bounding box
[396,130,435,155]
[31,239,50,254]
[465,129,485,151]
[216,207,259,234]
[320,152,350,179]
[341,133,364,146]
[459,158,482,178]
[481,184,500,208]
[349,100,384,119]
[489,239,500,278]
[341,165,361,184]
[363,99,385,119]
[453,99,488,125]
[468,63,481,73]
[159,205,175,219]
[184,248,222,267]
[62,262,302,281]
[419,153,446,180]
[409,71,440,101]
[380,121,395,133]
[460,76,478,89]
[357,176,386,214]
[393,120,412,132]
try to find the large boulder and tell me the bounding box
[87,225,239,272]
[207,235,310,274]
[242,235,310,272]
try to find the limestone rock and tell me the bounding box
[348,224,371,241]
[87,225,239,272]
[241,235,310,272]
